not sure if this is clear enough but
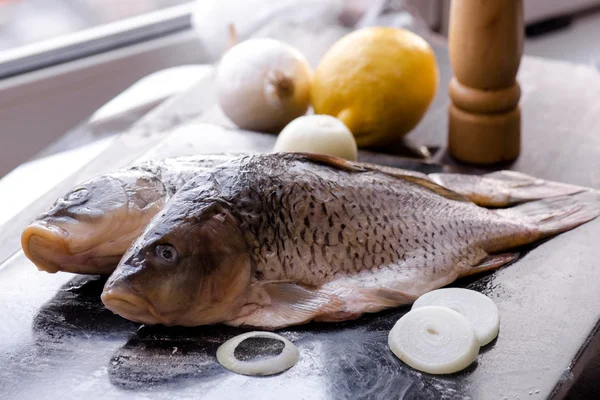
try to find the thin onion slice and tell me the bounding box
[412,288,499,346]
[216,331,299,376]
[388,306,479,375]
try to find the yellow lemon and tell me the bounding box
[311,27,439,148]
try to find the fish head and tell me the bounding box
[101,199,252,326]
[21,170,166,274]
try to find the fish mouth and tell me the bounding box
[21,220,123,274]
[21,221,71,273]
[101,287,164,325]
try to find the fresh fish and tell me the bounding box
[101,153,599,329]
[21,154,237,274]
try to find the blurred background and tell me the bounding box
[0,0,600,178]
[0,0,190,51]
[1,0,600,62]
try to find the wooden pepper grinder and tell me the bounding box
[448,0,524,164]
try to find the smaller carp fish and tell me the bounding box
[21,155,236,274]
[102,153,599,329]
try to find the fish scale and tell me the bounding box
[225,158,515,288]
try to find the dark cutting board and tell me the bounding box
[2,23,600,400]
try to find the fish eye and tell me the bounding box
[66,188,89,204]
[154,244,178,264]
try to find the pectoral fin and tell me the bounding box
[227,280,345,329]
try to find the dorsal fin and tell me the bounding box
[291,152,370,173]
[290,152,470,203]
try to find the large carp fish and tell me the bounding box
[101,153,598,329]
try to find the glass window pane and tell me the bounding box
[0,0,193,52]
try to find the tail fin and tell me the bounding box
[429,170,586,207]
[496,191,600,238]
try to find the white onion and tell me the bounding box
[274,115,358,161]
[216,331,299,376]
[216,38,313,133]
[388,306,479,374]
[412,288,499,346]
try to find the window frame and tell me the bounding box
[0,3,195,80]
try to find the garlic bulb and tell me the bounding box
[274,115,358,160]
[412,288,500,346]
[216,38,313,133]
[216,331,299,376]
[388,306,479,375]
